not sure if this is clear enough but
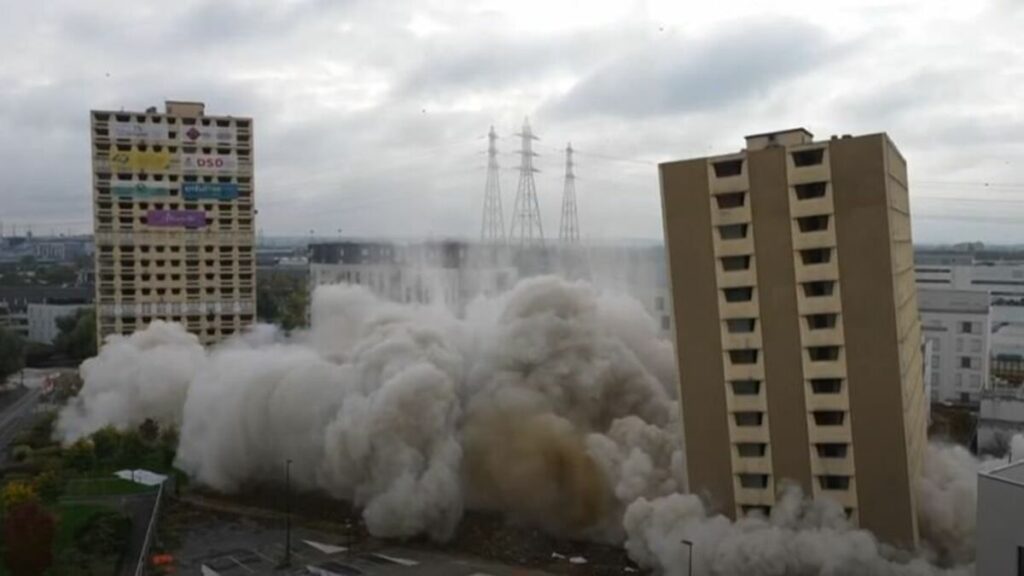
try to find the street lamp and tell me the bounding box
[681,539,694,576]
[281,459,293,568]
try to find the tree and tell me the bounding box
[91,426,122,464]
[257,272,309,331]
[139,418,160,443]
[33,469,63,503]
[118,429,147,468]
[0,327,25,384]
[2,501,56,576]
[65,439,97,473]
[1,481,38,510]
[53,308,97,362]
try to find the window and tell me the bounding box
[726,318,756,333]
[730,380,761,395]
[960,356,972,369]
[803,281,835,297]
[797,215,830,233]
[795,182,827,200]
[960,321,973,334]
[816,444,848,458]
[729,349,759,364]
[713,159,743,177]
[806,314,837,330]
[724,287,754,302]
[741,505,771,517]
[813,411,845,426]
[718,224,748,240]
[716,192,746,209]
[931,355,940,369]
[661,316,670,331]
[655,296,665,311]
[808,346,840,362]
[800,248,832,265]
[738,474,769,489]
[792,148,825,167]
[734,411,763,427]
[721,255,751,271]
[819,475,851,490]
[736,443,767,457]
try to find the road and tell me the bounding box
[0,385,42,466]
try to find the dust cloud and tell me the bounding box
[57,277,989,574]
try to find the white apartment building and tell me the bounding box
[26,304,90,344]
[918,289,990,404]
[977,459,1024,574]
[308,241,518,313]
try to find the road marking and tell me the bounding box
[371,553,418,566]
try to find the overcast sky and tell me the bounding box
[1,0,1022,244]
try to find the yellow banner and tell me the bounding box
[107,148,172,171]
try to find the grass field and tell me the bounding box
[64,476,156,498]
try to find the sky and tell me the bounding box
[0,0,1022,244]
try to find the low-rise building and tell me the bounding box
[978,390,1024,455]
[918,289,990,404]
[977,459,1024,574]
[27,303,91,344]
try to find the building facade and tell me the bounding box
[660,129,927,547]
[309,240,517,312]
[918,289,990,404]
[977,459,1024,574]
[90,101,255,345]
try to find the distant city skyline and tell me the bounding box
[0,1,1022,243]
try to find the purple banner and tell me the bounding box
[147,210,206,228]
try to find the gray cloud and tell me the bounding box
[547,18,834,119]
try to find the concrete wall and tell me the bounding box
[977,462,1024,574]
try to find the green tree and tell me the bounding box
[0,327,25,384]
[53,308,97,362]
[2,501,56,576]
[138,418,159,443]
[117,429,147,468]
[257,272,309,331]
[33,469,63,503]
[65,439,97,473]
[91,427,122,464]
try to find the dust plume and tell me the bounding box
[56,276,991,574]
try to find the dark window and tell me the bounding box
[809,346,840,361]
[726,318,756,333]
[960,356,972,369]
[960,322,973,334]
[797,215,830,233]
[731,380,761,395]
[813,411,845,426]
[794,182,827,200]
[718,224,748,240]
[724,287,754,302]
[736,443,767,457]
[819,475,851,490]
[734,411,763,427]
[792,148,825,167]
[816,444,848,458]
[741,505,771,517]
[713,159,743,177]
[810,379,842,394]
[729,349,759,365]
[806,314,837,330]
[800,248,832,265]
[716,192,746,209]
[738,474,769,489]
[661,316,670,331]
[721,255,751,271]
[803,281,835,297]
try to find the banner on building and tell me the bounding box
[111,182,171,198]
[180,125,236,145]
[147,210,206,228]
[108,148,172,172]
[109,121,169,141]
[181,182,239,201]
[180,153,237,174]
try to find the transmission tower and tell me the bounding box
[559,143,580,244]
[480,126,506,244]
[508,117,544,247]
